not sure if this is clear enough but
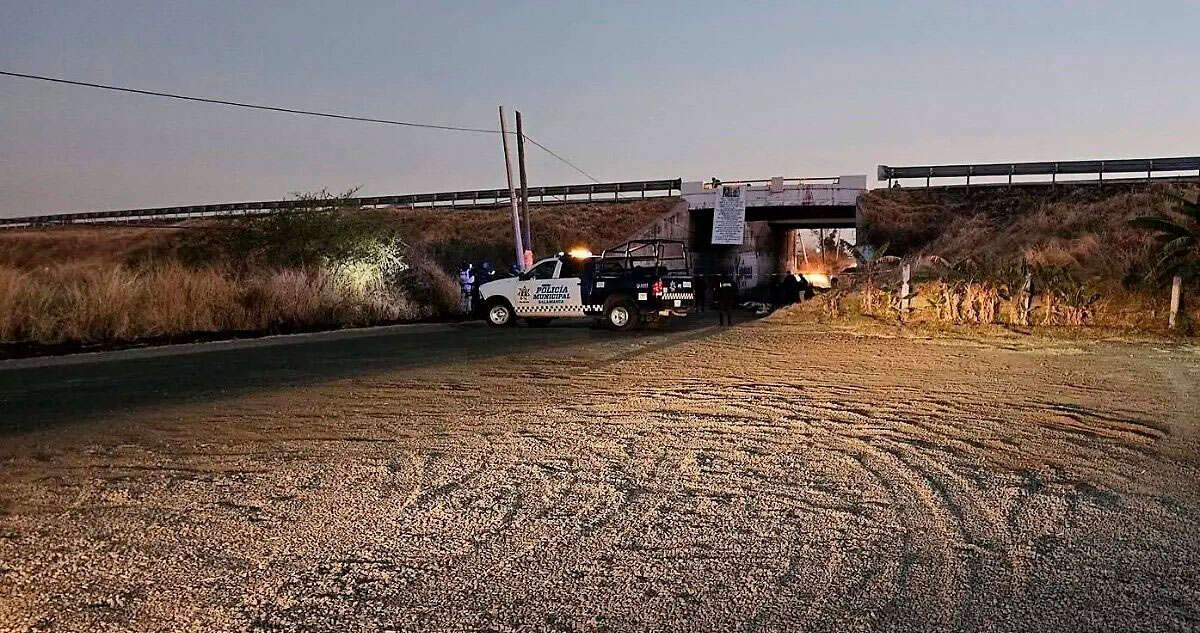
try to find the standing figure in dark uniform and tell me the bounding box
[795,273,810,301]
[781,272,799,305]
[717,275,737,326]
[693,274,707,313]
[580,257,595,306]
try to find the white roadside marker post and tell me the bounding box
[1169,275,1182,329]
[1022,270,1034,326]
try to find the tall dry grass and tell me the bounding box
[0,226,182,270]
[858,183,1199,285]
[840,277,1193,332]
[382,198,679,269]
[849,182,1200,333]
[1,200,676,274]
[0,261,459,345]
[0,198,664,347]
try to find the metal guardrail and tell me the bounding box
[0,178,683,227]
[878,156,1200,186]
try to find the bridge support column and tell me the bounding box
[773,227,797,275]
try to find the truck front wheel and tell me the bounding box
[603,298,639,332]
[485,300,515,327]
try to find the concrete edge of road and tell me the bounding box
[0,320,486,371]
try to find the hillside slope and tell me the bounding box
[858,182,1200,285]
[382,198,679,269]
[0,199,678,271]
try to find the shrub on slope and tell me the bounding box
[858,183,1200,287]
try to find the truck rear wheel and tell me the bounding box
[485,300,515,327]
[604,298,639,332]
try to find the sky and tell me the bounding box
[1,1,1198,217]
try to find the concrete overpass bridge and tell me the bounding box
[629,175,867,287]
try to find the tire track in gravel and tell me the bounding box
[836,436,962,628]
[5,321,1200,631]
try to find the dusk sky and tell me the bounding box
[2,1,1198,217]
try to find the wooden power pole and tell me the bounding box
[515,110,532,254]
[818,228,826,271]
[498,106,525,270]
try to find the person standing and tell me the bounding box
[693,274,707,314]
[717,275,737,326]
[458,263,475,314]
[795,273,810,302]
[781,271,799,305]
[478,261,497,285]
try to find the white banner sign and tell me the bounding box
[710,185,746,245]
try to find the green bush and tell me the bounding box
[179,189,406,278]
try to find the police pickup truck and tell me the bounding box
[478,239,695,331]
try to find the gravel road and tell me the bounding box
[1,315,1198,632]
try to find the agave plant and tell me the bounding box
[1130,191,1200,282]
[841,241,894,288]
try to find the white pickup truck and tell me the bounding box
[478,240,695,331]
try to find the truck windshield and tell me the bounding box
[527,259,558,280]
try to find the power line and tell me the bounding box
[521,134,600,183]
[0,70,499,134]
[0,70,602,181]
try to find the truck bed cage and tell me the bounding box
[599,239,690,275]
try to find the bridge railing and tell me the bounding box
[0,178,683,228]
[877,156,1200,187]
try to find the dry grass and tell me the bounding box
[0,200,677,273]
[381,198,679,269]
[0,200,669,346]
[859,182,1199,284]
[851,182,1200,333]
[0,226,183,270]
[829,280,1196,333]
[0,262,458,345]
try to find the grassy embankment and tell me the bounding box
[829,182,1200,333]
[0,197,676,349]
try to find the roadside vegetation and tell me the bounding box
[379,198,678,268]
[0,190,457,347]
[827,183,1200,334]
[0,195,674,349]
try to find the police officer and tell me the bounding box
[478,261,497,284]
[781,271,799,305]
[717,274,737,326]
[458,263,475,314]
[795,272,810,301]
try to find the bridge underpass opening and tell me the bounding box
[764,207,860,276]
[685,202,860,289]
[618,176,866,292]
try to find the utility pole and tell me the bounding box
[498,106,525,270]
[515,110,532,256]
[818,228,826,271]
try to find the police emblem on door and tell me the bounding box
[517,286,531,303]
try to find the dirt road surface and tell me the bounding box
[2,315,1198,632]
